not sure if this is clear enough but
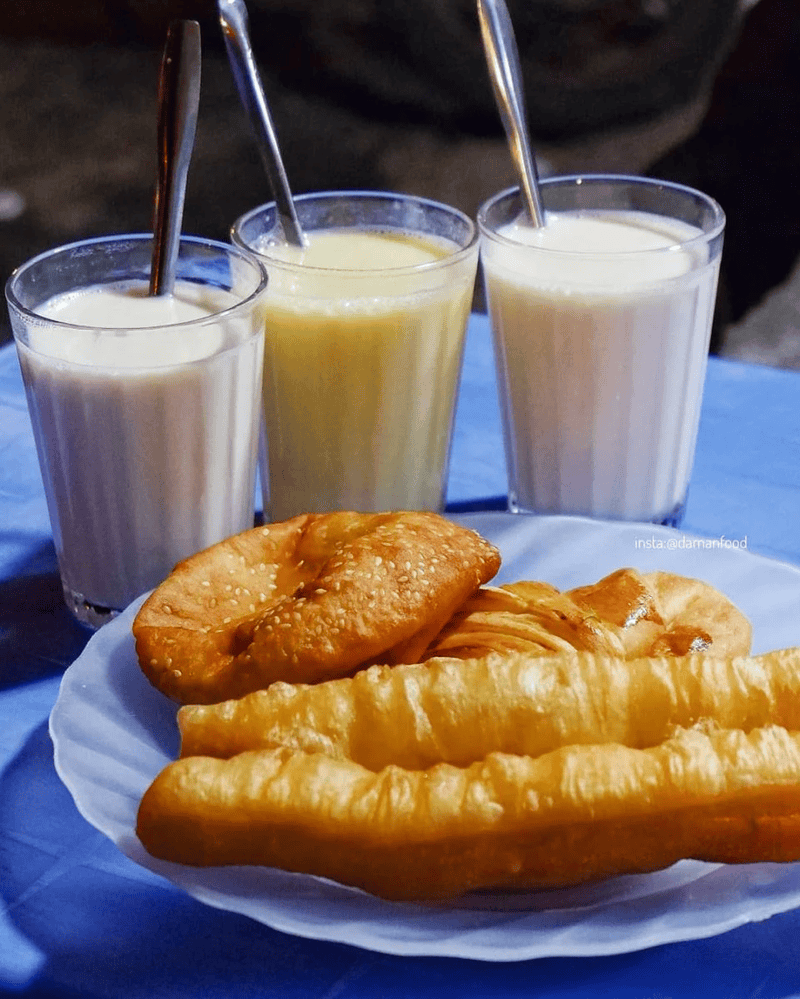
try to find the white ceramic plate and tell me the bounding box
[50,513,800,961]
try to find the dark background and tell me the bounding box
[1,0,798,354]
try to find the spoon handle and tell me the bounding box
[150,20,202,296]
[477,0,545,227]
[218,0,306,247]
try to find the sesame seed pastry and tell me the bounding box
[132,511,501,705]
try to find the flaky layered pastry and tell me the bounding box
[422,568,752,663]
[177,647,800,770]
[133,511,500,704]
[137,722,800,901]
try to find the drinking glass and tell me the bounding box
[478,175,725,525]
[6,234,268,627]
[232,190,479,522]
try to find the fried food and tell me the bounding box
[176,647,800,770]
[136,549,791,904]
[137,725,800,901]
[133,511,501,704]
[423,568,752,663]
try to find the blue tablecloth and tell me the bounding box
[2,314,800,998]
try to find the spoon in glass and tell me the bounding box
[149,19,202,296]
[218,0,306,247]
[477,0,545,228]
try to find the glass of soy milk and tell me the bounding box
[6,234,268,628]
[231,190,479,521]
[478,175,725,526]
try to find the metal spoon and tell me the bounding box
[218,0,306,247]
[150,19,202,296]
[477,0,545,228]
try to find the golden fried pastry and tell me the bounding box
[177,647,800,769]
[136,548,781,902]
[133,511,500,704]
[423,568,751,662]
[642,572,750,657]
[137,725,800,901]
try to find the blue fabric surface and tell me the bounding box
[3,319,800,998]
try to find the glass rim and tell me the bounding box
[477,174,726,257]
[231,189,479,277]
[5,232,269,332]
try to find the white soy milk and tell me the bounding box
[17,282,264,614]
[482,211,720,522]
[257,229,476,520]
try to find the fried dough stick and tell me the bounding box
[138,725,800,901]
[178,648,800,770]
